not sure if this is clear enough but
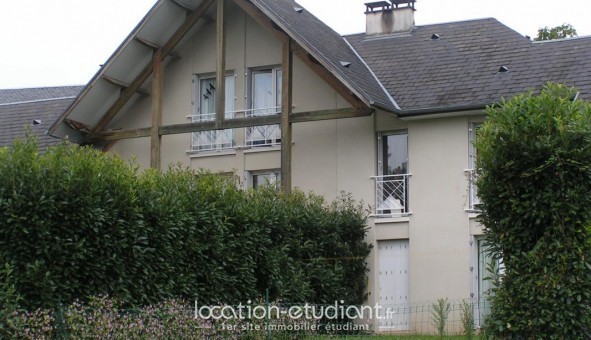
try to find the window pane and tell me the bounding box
[275,69,282,109]
[253,71,273,115]
[469,123,482,169]
[200,78,216,119]
[252,172,280,188]
[225,75,235,118]
[383,133,408,175]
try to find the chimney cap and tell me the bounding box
[365,1,391,13]
[391,0,416,9]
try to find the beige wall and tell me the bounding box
[105,0,488,330]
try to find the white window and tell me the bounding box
[191,74,236,152]
[374,131,410,216]
[467,123,482,210]
[472,238,503,327]
[248,170,281,189]
[246,68,282,147]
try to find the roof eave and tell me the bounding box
[48,0,165,137]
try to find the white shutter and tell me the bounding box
[378,240,410,331]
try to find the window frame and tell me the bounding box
[190,72,236,152]
[247,169,282,189]
[245,66,282,147]
[374,130,411,217]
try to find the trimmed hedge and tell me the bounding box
[476,83,591,337]
[0,136,371,309]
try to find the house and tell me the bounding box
[48,0,591,332]
[0,86,82,150]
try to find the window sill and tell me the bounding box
[187,149,237,158]
[466,210,481,219]
[372,214,412,224]
[243,146,281,154]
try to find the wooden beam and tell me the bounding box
[101,75,150,96]
[134,37,181,61]
[150,50,164,169]
[90,108,373,142]
[162,114,281,135]
[290,107,373,123]
[281,38,293,192]
[88,0,215,136]
[231,0,288,42]
[65,119,92,133]
[91,65,152,134]
[215,0,226,129]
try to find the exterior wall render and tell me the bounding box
[105,1,487,332]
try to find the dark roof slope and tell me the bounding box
[254,0,397,111]
[345,18,591,114]
[0,87,81,149]
[0,86,82,105]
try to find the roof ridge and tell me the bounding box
[341,17,501,38]
[533,35,591,44]
[0,96,77,107]
[0,85,83,91]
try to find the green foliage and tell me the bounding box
[430,298,450,337]
[0,263,22,337]
[6,296,366,338]
[459,300,474,339]
[476,83,591,337]
[0,136,371,309]
[535,23,577,41]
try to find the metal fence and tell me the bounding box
[373,174,411,217]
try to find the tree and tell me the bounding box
[476,83,591,338]
[535,23,577,41]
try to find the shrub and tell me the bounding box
[459,299,474,338]
[0,136,371,309]
[431,298,450,337]
[476,83,591,337]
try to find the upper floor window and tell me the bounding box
[246,67,282,147]
[191,74,236,152]
[467,123,482,211]
[374,131,410,217]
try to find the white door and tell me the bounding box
[378,240,410,331]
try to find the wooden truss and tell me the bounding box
[72,0,374,191]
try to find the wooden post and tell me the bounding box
[215,0,226,129]
[281,38,293,192]
[150,50,164,169]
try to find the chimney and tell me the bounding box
[365,0,416,36]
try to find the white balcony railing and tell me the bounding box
[245,106,281,147]
[466,169,480,211]
[373,174,410,217]
[190,112,235,152]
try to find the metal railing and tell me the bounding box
[190,112,235,152]
[373,174,410,217]
[466,169,480,211]
[245,106,281,147]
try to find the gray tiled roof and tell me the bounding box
[0,86,82,105]
[0,87,81,149]
[254,0,398,111]
[345,18,591,114]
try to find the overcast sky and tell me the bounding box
[1,0,589,89]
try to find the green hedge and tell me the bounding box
[0,136,371,309]
[476,83,591,337]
